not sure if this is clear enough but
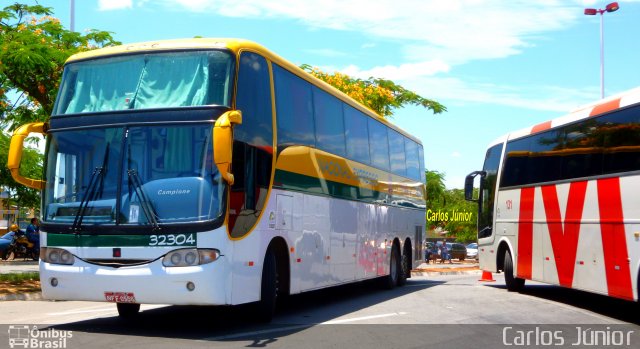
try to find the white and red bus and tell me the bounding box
[465,87,640,300]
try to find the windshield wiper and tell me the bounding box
[127,169,160,232]
[71,145,110,233]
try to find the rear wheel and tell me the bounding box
[397,250,408,286]
[116,303,140,318]
[382,245,399,289]
[256,249,278,322]
[504,250,525,292]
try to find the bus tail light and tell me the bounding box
[162,248,220,267]
[41,247,75,265]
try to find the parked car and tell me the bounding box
[434,241,467,261]
[449,243,467,261]
[466,242,478,260]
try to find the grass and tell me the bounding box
[0,272,40,283]
[0,272,41,296]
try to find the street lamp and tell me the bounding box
[584,2,619,99]
[70,0,75,32]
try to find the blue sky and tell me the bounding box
[28,0,640,187]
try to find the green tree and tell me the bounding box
[425,170,447,230]
[424,170,478,243]
[0,2,120,129]
[300,64,446,118]
[441,189,477,243]
[0,131,41,212]
[0,3,119,212]
[425,170,446,209]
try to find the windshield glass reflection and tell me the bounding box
[44,124,222,229]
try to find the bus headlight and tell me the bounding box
[41,247,75,265]
[162,249,220,267]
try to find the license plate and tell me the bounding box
[104,292,137,303]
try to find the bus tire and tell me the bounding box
[397,250,408,286]
[256,249,278,322]
[504,250,525,292]
[116,303,140,318]
[382,245,399,289]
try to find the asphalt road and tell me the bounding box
[1,274,639,349]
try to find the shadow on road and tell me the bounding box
[486,283,640,325]
[50,278,443,342]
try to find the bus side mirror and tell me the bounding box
[8,122,47,190]
[213,110,242,185]
[464,171,485,202]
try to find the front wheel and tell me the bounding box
[116,303,140,318]
[504,250,525,292]
[256,249,278,322]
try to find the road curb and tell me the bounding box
[0,292,42,302]
[411,269,482,276]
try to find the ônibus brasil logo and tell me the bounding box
[8,325,72,348]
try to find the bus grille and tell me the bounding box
[83,259,154,268]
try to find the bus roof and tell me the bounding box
[489,86,640,147]
[66,38,422,145]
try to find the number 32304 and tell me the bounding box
[149,234,196,246]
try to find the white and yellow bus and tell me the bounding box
[8,39,426,320]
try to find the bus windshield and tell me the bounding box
[53,50,234,115]
[43,123,223,228]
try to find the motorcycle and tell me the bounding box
[1,231,38,261]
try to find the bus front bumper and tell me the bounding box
[39,257,230,305]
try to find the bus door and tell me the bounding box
[466,143,504,269]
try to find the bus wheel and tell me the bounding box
[397,251,408,286]
[382,245,399,289]
[256,249,277,322]
[504,250,525,292]
[116,303,140,318]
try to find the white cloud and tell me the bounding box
[342,60,450,80]
[398,76,599,112]
[98,0,133,11]
[155,0,582,65]
[451,151,461,158]
[148,0,617,111]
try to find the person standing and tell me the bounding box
[26,217,40,249]
[440,240,451,264]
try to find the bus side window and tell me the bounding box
[230,52,274,237]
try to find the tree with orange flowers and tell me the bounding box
[0,3,120,130]
[0,3,119,212]
[300,64,446,118]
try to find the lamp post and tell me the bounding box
[70,0,75,32]
[584,2,619,99]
